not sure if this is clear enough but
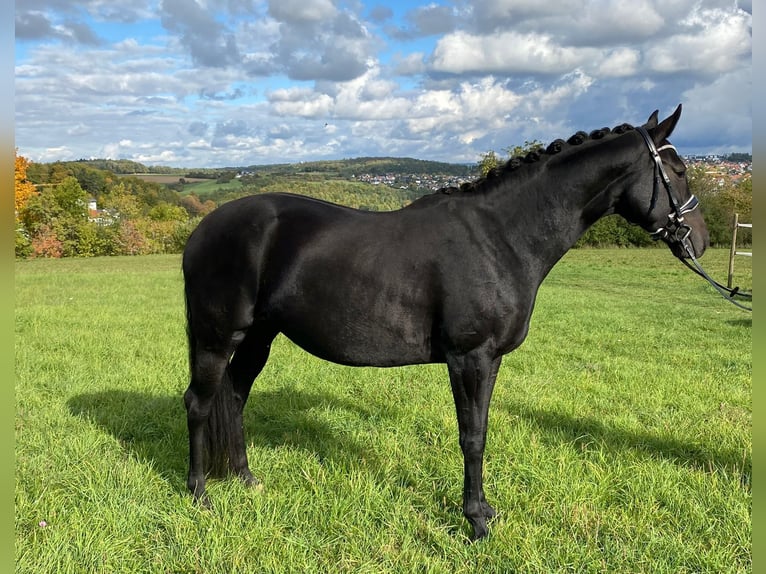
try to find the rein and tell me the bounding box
[635,126,752,312]
[679,251,753,311]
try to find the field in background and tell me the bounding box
[15,249,751,573]
[118,174,212,185]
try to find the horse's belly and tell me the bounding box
[278,311,436,367]
[262,229,444,366]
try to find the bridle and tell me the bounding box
[635,126,752,311]
[635,126,699,243]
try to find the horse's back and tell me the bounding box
[184,193,357,278]
[186,192,344,250]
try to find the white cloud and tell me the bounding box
[268,88,335,118]
[133,149,187,164]
[431,30,597,75]
[596,48,641,78]
[267,0,336,24]
[37,146,75,162]
[330,67,411,120]
[645,8,751,74]
[392,52,426,76]
[525,70,594,111]
[404,77,523,144]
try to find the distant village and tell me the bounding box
[683,154,752,186]
[350,172,473,192]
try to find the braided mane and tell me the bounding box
[440,122,636,194]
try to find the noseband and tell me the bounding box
[635,126,751,311]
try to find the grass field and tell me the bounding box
[119,174,212,185]
[119,173,245,196]
[180,179,244,195]
[15,249,751,573]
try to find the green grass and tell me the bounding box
[181,179,244,195]
[15,249,751,573]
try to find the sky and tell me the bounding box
[15,0,752,168]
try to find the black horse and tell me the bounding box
[182,105,709,540]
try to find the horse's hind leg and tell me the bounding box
[184,327,275,503]
[184,345,230,505]
[226,327,277,486]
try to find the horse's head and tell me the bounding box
[617,105,709,260]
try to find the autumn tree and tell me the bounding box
[179,194,216,217]
[15,150,37,217]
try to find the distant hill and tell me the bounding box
[249,157,477,177]
[66,157,477,178]
[71,158,183,174]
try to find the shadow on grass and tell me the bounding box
[67,390,190,489]
[505,402,751,486]
[67,386,395,494]
[69,385,750,500]
[727,317,752,327]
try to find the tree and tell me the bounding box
[52,176,88,220]
[101,182,143,220]
[477,140,545,177]
[477,151,501,177]
[180,194,216,217]
[69,164,111,197]
[148,202,188,222]
[505,140,544,159]
[15,150,37,217]
[29,224,63,258]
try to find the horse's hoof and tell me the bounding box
[466,517,489,542]
[468,527,489,543]
[237,470,264,492]
[194,493,212,510]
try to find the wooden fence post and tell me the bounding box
[727,213,752,289]
[728,213,739,289]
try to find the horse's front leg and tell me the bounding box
[447,350,502,541]
[226,328,276,487]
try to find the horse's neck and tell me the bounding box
[483,141,635,279]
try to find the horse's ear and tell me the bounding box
[650,104,682,142]
[644,110,660,128]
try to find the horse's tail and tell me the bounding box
[184,289,239,479]
[204,368,239,478]
[184,289,196,385]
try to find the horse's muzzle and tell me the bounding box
[663,224,708,260]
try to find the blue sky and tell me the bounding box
[15,0,752,167]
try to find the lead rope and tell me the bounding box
[679,237,752,311]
